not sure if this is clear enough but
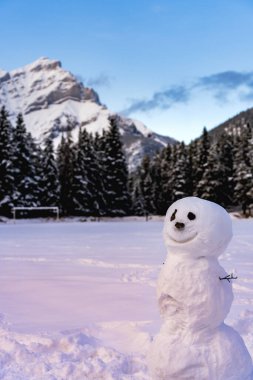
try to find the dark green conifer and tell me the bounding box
[102,116,130,216]
[0,107,15,215]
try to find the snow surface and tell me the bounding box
[0,219,252,379]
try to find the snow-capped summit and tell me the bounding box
[0,57,176,169]
[0,57,100,116]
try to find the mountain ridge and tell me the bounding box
[0,57,176,170]
[209,107,253,141]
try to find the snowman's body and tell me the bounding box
[149,197,252,380]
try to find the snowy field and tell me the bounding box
[0,218,253,379]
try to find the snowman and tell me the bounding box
[149,196,252,380]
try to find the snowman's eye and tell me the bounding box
[187,212,196,221]
[170,209,177,221]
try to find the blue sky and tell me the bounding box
[1,0,253,142]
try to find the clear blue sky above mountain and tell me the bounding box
[1,0,253,142]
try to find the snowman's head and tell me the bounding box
[163,197,232,258]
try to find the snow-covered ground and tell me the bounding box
[0,219,252,379]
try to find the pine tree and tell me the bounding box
[12,113,38,207]
[139,155,154,215]
[0,107,15,215]
[71,131,87,215]
[83,131,102,216]
[216,132,235,206]
[170,142,192,202]
[93,132,107,217]
[234,125,253,215]
[195,144,224,204]
[71,128,98,215]
[57,132,74,215]
[102,116,130,216]
[163,144,177,203]
[130,169,145,216]
[27,132,44,206]
[193,127,210,197]
[188,140,198,194]
[150,153,165,215]
[159,144,174,213]
[41,135,60,206]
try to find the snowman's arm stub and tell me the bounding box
[219,273,238,283]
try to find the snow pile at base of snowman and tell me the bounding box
[149,196,253,380]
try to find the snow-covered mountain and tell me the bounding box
[208,107,253,142]
[0,57,176,169]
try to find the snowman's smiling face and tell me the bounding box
[166,205,199,244]
[163,197,233,258]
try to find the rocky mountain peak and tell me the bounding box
[27,57,62,72]
[0,57,100,117]
[0,58,176,169]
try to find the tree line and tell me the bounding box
[0,105,252,218]
[0,107,130,217]
[131,126,253,216]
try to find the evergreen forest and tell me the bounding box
[0,106,252,218]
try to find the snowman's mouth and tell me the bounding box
[169,232,198,244]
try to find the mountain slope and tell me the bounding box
[209,107,253,141]
[0,57,176,169]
